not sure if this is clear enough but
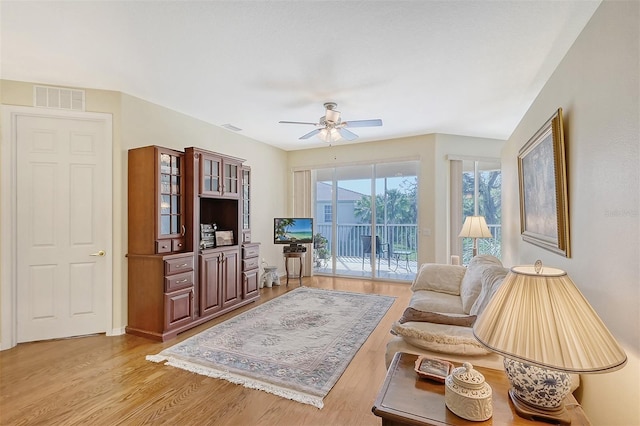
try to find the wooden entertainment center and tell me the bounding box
[126,145,259,341]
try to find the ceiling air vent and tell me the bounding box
[221,123,242,132]
[34,85,85,111]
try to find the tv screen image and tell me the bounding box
[274,218,314,245]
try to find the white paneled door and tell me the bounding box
[16,114,110,342]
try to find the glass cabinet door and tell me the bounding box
[158,150,183,237]
[242,167,250,230]
[200,154,222,196]
[223,162,240,198]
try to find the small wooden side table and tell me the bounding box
[283,252,304,286]
[372,352,591,426]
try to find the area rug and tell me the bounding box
[147,286,395,408]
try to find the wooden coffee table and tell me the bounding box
[372,352,591,426]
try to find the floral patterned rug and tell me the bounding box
[147,286,395,408]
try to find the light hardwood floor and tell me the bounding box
[0,276,412,426]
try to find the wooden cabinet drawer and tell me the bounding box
[156,240,172,254]
[156,239,186,254]
[243,257,259,271]
[165,271,194,292]
[172,238,186,252]
[165,256,194,275]
[243,244,259,259]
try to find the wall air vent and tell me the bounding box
[34,85,85,111]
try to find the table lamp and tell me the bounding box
[458,215,492,256]
[473,261,627,424]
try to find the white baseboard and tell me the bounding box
[108,327,126,336]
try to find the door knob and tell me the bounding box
[90,250,106,257]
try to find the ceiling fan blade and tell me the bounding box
[279,120,319,126]
[299,129,321,140]
[343,119,383,128]
[337,128,358,141]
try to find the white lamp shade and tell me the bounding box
[459,216,492,238]
[473,265,627,373]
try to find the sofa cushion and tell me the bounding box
[399,307,477,327]
[470,265,509,316]
[410,263,466,295]
[409,290,465,314]
[391,321,491,356]
[385,335,505,370]
[459,255,503,314]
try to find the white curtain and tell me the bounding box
[293,170,313,275]
[449,160,463,262]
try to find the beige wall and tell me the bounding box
[287,133,505,266]
[1,80,288,335]
[501,1,639,424]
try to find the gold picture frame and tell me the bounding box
[518,108,570,257]
[215,230,234,247]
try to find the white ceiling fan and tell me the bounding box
[279,102,383,142]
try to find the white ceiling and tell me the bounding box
[1,1,601,151]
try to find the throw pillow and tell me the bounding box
[409,290,465,314]
[391,321,491,356]
[399,307,477,327]
[459,255,503,314]
[410,263,466,295]
[470,265,509,316]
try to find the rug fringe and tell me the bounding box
[147,355,324,409]
[146,354,167,363]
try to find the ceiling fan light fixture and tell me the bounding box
[318,128,341,143]
[280,102,382,144]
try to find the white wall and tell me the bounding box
[501,1,639,424]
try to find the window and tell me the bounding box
[452,158,502,265]
[323,205,332,223]
[463,160,501,262]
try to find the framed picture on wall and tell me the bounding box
[518,108,571,257]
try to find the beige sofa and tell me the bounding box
[386,255,509,369]
[386,254,580,392]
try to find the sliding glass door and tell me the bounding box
[313,161,418,280]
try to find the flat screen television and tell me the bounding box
[274,217,314,245]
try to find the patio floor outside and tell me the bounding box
[312,255,417,281]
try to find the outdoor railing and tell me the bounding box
[316,224,417,258]
[316,223,501,261]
